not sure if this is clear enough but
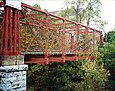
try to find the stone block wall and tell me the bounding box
[0,65,28,91]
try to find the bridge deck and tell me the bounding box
[23,51,94,64]
[21,51,76,55]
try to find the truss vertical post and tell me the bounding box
[45,14,49,64]
[13,9,18,55]
[9,7,13,55]
[62,19,65,63]
[92,30,95,56]
[75,23,79,61]
[71,33,74,52]
[0,10,5,54]
[17,10,21,54]
[84,27,88,56]
[3,7,9,55]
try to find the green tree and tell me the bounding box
[27,60,109,91]
[33,4,41,9]
[58,0,107,30]
[98,29,115,90]
[104,30,115,42]
[98,42,115,90]
[61,0,86,23]
[85,0,101,26]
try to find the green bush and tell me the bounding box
[98,42,115,90]
[27,60,109,91]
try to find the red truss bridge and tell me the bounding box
[0,2,103,64]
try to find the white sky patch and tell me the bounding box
[101,0,115,33]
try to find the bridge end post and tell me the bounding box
[0,0,28,91]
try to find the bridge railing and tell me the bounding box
[0,2,103,64]
[21,3,102,59]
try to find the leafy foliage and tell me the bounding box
[27,60,109,91]
[98,29,115,90]
[104,30,115,42]
[58,0,107,30]
[98,43,115,90]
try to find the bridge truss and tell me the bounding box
[0,2,103,64]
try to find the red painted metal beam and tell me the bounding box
[21,3,48,15]
[3,7,9,55]
[62,20,65,63]
[0,6,21,56]
[17,11,21,54]
[70,34,74,52]
[9,7,13,55]
[0,10,5,55]
[45,15,49,64]
[13,9,18,55]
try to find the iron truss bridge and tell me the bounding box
[0,1,103,64]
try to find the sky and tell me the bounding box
[22,0,115,33]
[100,0,115,33]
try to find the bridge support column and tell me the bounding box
[0,55,28,91]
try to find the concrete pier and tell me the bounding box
[0,55,28,91]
